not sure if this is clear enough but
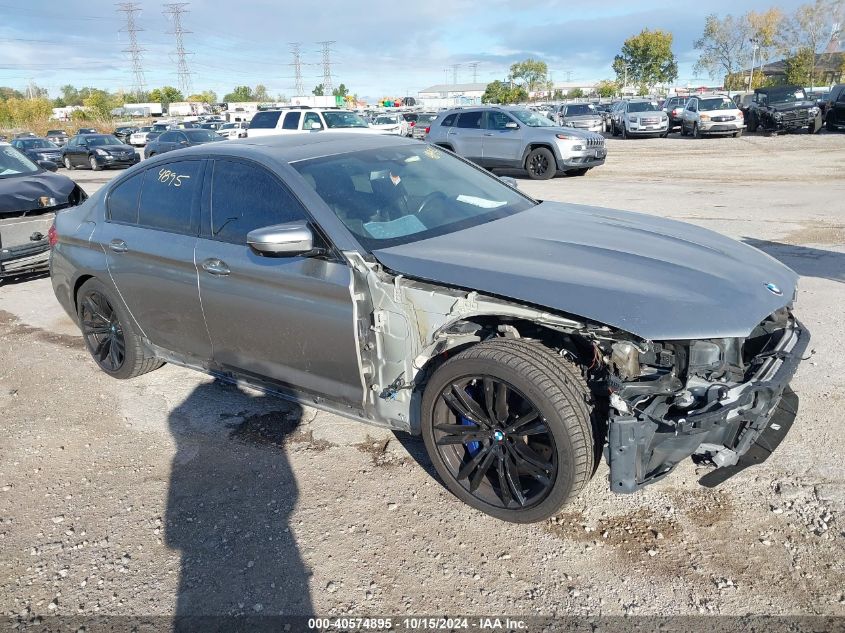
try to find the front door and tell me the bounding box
[194,158,363,406]
[99,159,212,362]
[481,110,523,167]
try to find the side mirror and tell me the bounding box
[247,221,314,256]
[505,121,519,129]
[499,176,518,189]
[309,121,323,130]
[179,140,188,145]
[37,160,58,172]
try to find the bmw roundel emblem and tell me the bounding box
[765,282,783,296]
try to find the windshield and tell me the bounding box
[292,145,535,249]
[138,126,152,132]
[86,135,121,146]
[47,130,66,136]
[565,104,596,116]
[19,139,59,149]
[0,145,40,177]
[322,111,369,128]
[508,109,555,127]
[417,114,437,123]
[185,129,220,142]
[374,116,399,125]
[699,98,735,111]
[627,101,661,113]
[152,124,170,131]
[764,87,808,103]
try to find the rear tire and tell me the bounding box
[76,278,163,380]
[525,147,555,180]
[421,339,595,523]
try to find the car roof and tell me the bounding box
[146,132,416,164]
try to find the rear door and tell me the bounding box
[65,137,84,166]
[448,110,484,162]
[481,110,523,167]
[832,87,845,126]
[194,158,363,405]
[281,111,302,134]
[98,160,212,361]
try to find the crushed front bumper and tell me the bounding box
[607,318,810,493]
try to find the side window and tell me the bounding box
[283,112,301,130]
[441,113,457,126]
[159,131,177,143]
[249,111,282,129]
[137,160,202,234]
[210,159,307,244]
[107,173,142,224]
[177,132,188,143]
[303,112,321,129]
[485,111,513,130]
[456,111,483,128]
[67,137,77,148]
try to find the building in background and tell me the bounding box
[417,83,488,108]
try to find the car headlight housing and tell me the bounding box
[700,114,711,121]
[774,111,783,120]
[809,106,820,117]
[95,148,110,156]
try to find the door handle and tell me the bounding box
[201,258,230,276]
[109,239,128,253]
[483,133,494,136]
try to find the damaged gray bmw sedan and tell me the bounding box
[50,134,809,523]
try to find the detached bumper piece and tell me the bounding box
[607,317,810,493]
[0,237,50,277]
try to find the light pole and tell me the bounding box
[748,38,759,92]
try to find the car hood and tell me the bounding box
[0,171,77,214]
[768,100,815,111]
[88,144,135,152]
[372,202,798,341]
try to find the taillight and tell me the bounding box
[410,121,415,126]
[425,126,430,134]
[48,224,58,247]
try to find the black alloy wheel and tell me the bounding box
[431,375,558,511]
[525,147,555,180]
[421,339,595,523]
[79,290,125,372]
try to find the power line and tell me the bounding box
[116,2,146,97]
[318,40,335,93]
[450,63,460,84]
[289,42,304,95]
[163,2,193,95]
[468,61,479,83]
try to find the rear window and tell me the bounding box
[248,111,282,129]
[137,160,202,234]
[456,112,482,128]
[107,173,142,224]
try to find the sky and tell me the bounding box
[0,0,819,102]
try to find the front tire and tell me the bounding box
[421,339,595,523]
[693,123,702,139]
[63,156,74,170]
[77,278,162,379]
[89,155,102,171]
[525,147,555,180]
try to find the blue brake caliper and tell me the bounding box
[462,387,481,456]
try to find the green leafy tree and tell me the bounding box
[187,90,218,103]
[312,84,325,96]
[694,14,752,92]
[0,86,25,101]
[223,85,252,102]
[784,0,841,84]
[509,58,549,94]
[149,86,184,108]
[568,87,584,98]
[83,89,119,119]
[784,47,819,84]
[552,89,565,100]
[332,83,349,98]
[613,29,678,91]
[594,79,619,98]
[252,84,271,101]
[481,80,527,104]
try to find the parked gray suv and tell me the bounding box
[50,134,808,523]
[426,106,606,179]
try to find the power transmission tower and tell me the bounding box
[163,3,193,96]
[318,40,335,94]
[117,2,146,97]
[450,63,460,84]
[468,62,479,83]
[289,42,305,95]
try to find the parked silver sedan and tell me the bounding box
[50,134,808,523]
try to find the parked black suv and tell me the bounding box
[824,84,845,132]
[746,86,821,135]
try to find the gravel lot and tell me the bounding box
[1,132,844,621]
